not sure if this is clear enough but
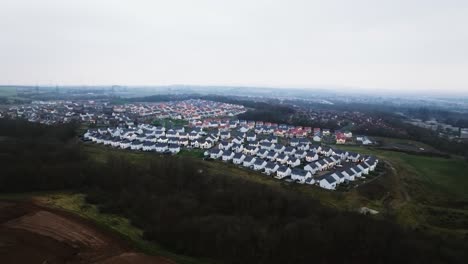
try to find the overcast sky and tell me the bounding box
[1,0,467,95]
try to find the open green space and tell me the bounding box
[178,149,205,158]
[152,118,188,128]
[0,87,17,98]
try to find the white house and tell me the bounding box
[247,141,259,148]
[253,159,267,171]
[231,144,244,153]
[350,166,363,178]
[246,133,257,141]
[222,151,235,161]
[357,164,370,175]
[310,145,322,153]
[287,158,301,168]
[343,169,356,181]
[239,126,250,133]
[364,157,378,171]
[209,148,223,159]
[218,141,232,151]
[130,141,143,150]
[273,144,286,153]
[178,138,189,146]
[220,131,231,140]
[154,130,165,138]
[305,151,319,163]
[155,143,168,153]
[200,140,213,149]
[157,136,168,144]
[146,136,157,143]
[110,138,121,148]
[348,152,361,162]
[320,147,333,157]
[178,132,188,140]
[315,159,328,171]
[276,166,292,179]
[304,163,319,175]
[260,142,275,151]
[330,155,342,166]
[257,149,269,159]
[232,136,244,145]
[142,142,155,151]
[296,144,310,151]
[290,138,300,147]
[119,140,132,149]
[319,175,337,190]
[305,177,315,185]
[266,151,278,161]
[242,156,256,167]
[168,144,180,154]
[294,150,307,159]
[136,134,147,142]
[333,149,348,160]
[323,157,335,169]
[263,136,278,144]
[233,153,246,164]
[291,169,312,184]
[168,138,179,145]
[264,162,279,175]
[188,131,200,141]
[276,154,289,164]
[166,130,178,138]
[191,140,200,148]
[330,172,345,184]
[283,147,296,156]
[243,146,259,156]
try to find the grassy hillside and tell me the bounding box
[334,144,468,235]
[42,193,207,264]
[81,142,468,237]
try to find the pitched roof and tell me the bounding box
[292,168,309,177]
[265,162,278,169]
[254,159,266,166]
[222,151,233,156]
[233,153,245,159]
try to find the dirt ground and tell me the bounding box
[0,200,175,264]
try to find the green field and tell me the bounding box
[152,118,189,128]
[0,87,18,98]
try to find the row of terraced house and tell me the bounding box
[83,120,378,190]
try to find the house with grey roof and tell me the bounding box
[264,162,280,175]
[291,169,312,184]
[253,159,267,171]
[276,166,292,179]
[318,174,337,190]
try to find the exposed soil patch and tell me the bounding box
[0,200,173,264]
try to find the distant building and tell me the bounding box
[461,128,468,139]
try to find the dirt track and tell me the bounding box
[0,200,175,264]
